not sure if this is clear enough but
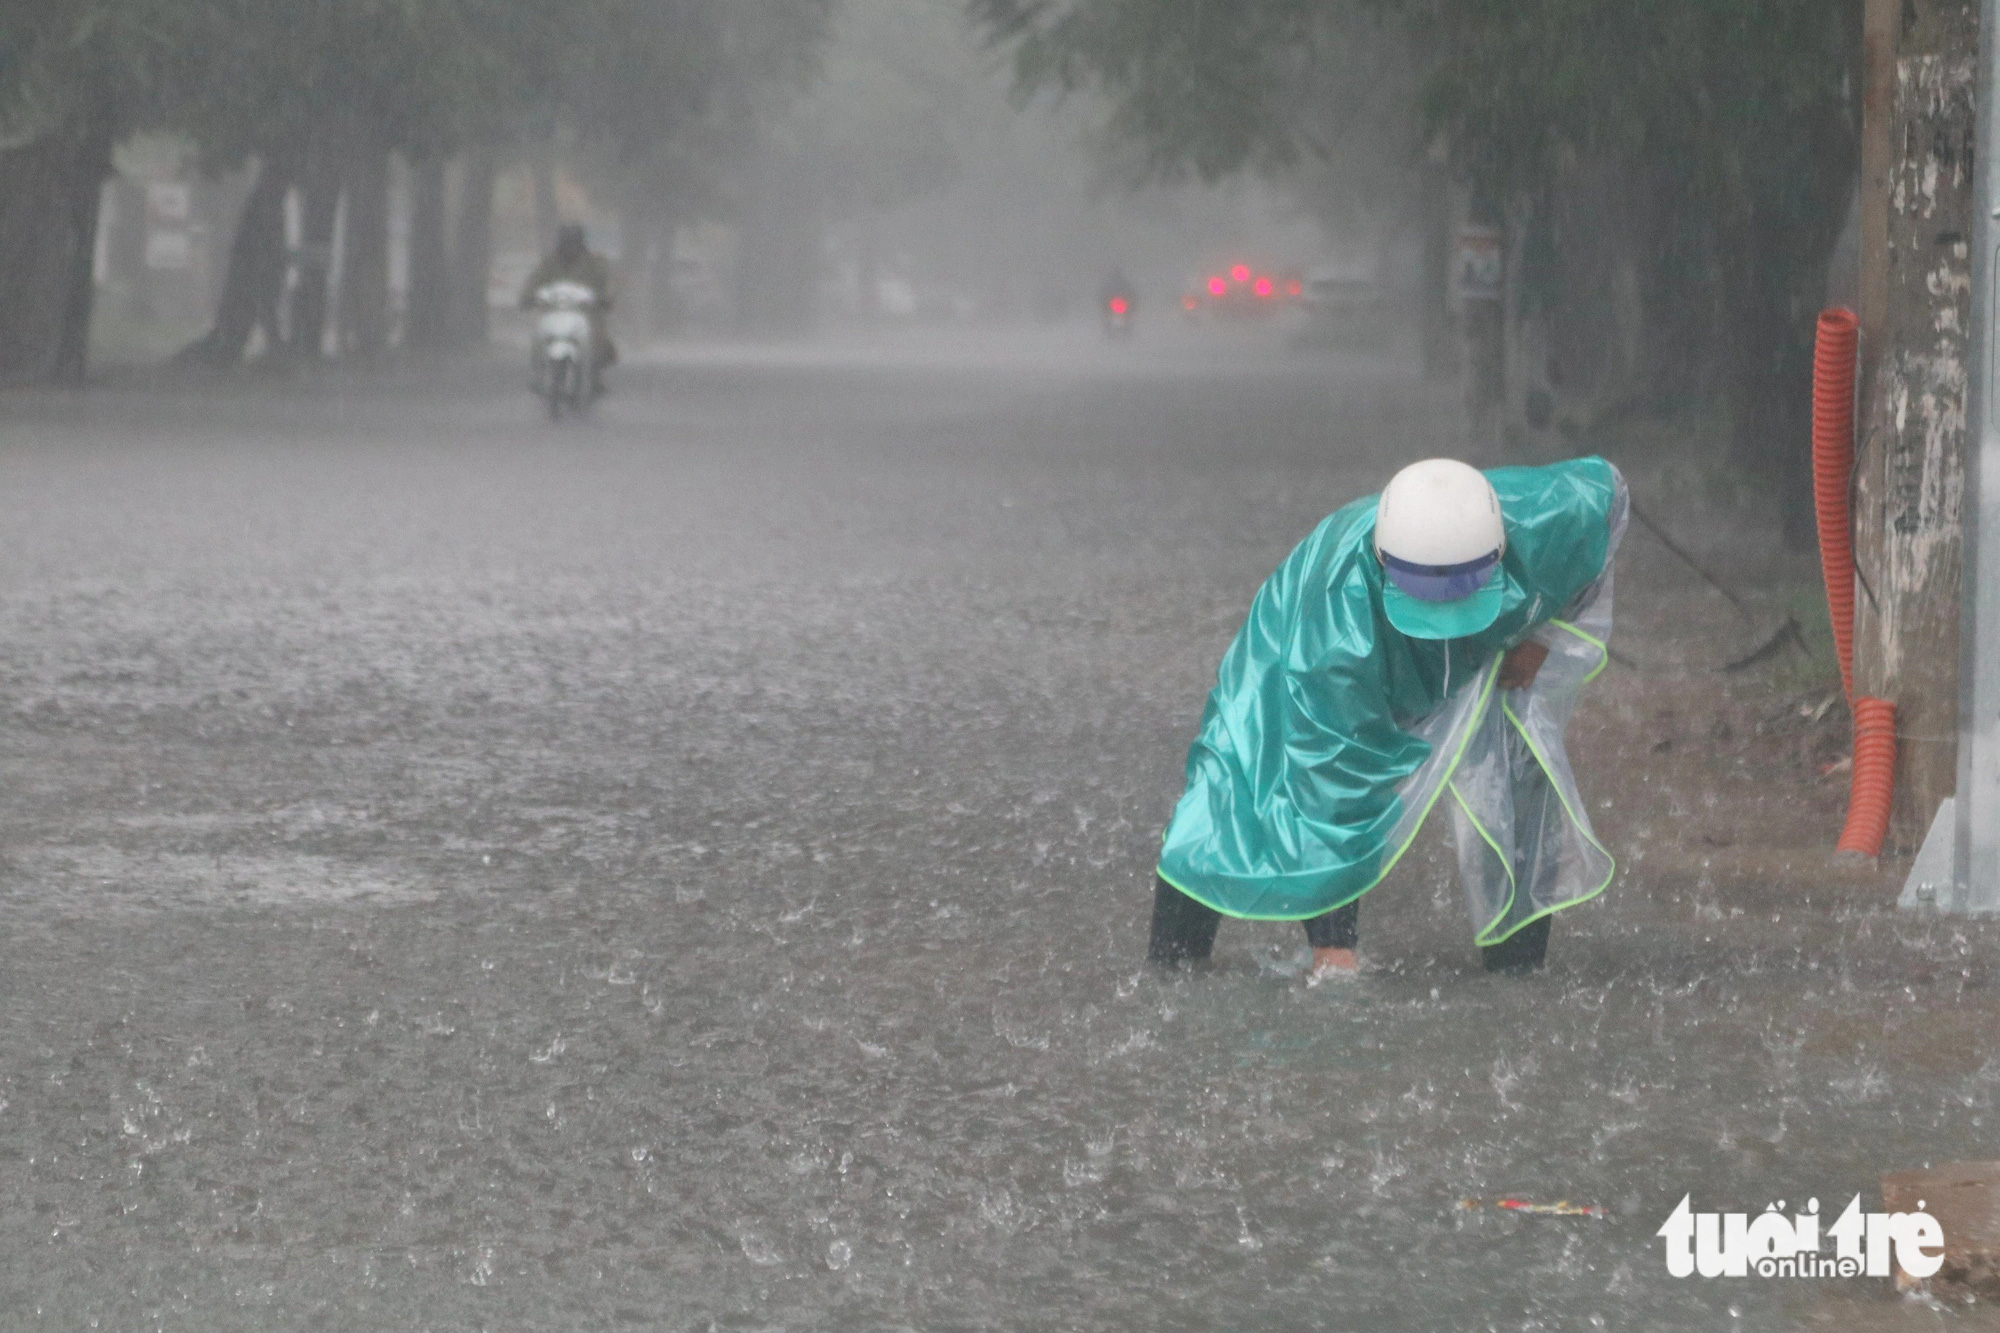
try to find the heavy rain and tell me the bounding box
[0,1,1993,1329]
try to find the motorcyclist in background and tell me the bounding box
[520,223,617,390]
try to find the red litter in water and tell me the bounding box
[1459,1198,1608,1219]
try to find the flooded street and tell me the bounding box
[0,330,1992,1330]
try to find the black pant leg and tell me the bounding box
[1148,877,1221,963]
[1302,898,1359,950]
[1480,914,1551,973]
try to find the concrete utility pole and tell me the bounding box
[1854,0,1978,851]
[1901,0,1996,913]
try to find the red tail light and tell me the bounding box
[1253,276,1274,298]
[1207,276,1227,297]
[1108,296,1128,315]
[1229,264,1251,284]
[1285,279,1303,297]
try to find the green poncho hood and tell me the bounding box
[1157,456,1620,924]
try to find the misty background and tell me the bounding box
[2,0,1861,541]
[35,3,1362,364]
[5,4,1984,1331]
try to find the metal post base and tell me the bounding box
[1899,797,1958,912]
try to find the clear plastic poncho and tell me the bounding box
[1157,457,1626,944]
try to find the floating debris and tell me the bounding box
[1459,1198,1609,1219]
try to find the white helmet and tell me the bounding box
[1374,459,1507,639]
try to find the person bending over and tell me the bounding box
[1150,456,1627,979]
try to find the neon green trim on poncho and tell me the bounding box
[1156,457,1619,922]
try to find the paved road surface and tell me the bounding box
[0,327,1988,1330]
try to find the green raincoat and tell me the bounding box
[1157,457,1626,944]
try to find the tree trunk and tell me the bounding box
[1731,331,1817,551]
[1858,0,1897,361]
[1462,297,1505,452]
[1629,164,1720,415]
[1459,197,1506,454]
[51,96,116,386]
[289,123,347,359]
[1720,95,1861,552]
[339,142,390,361]
[0,103,116,386]
[449,149,496,346]
[403,156,452,351]
[106,175,150,322]
[1853,0,1978,848]
[179,150,294,367]
[1418,152,1458,382]
[1500,196,1553,457]
[1530,156,1647,423]
[1722,207,1821,550]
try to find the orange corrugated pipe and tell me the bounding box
[1838,698,1897,857]
[1810,307,1896,858]
[1812,309,1860,699]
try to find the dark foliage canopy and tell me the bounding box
[0,0,831,177]
[973,0,1861,506]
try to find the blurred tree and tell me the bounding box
[0,0,209,382]
[551,0,832,334]
[403,155,453,351]
[973,0,1863,539]
[338,140,392,359]
[971,0,1342,180]
[788,0,965,318]
[972,0,1431,346]
[0,0,831,374]
[172,0,554,364]
[449,147,499,345]
[185,0,828,358]
[1416,0,1860,542]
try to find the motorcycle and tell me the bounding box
[530,281,598,420]
[1101,292,1134,339]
